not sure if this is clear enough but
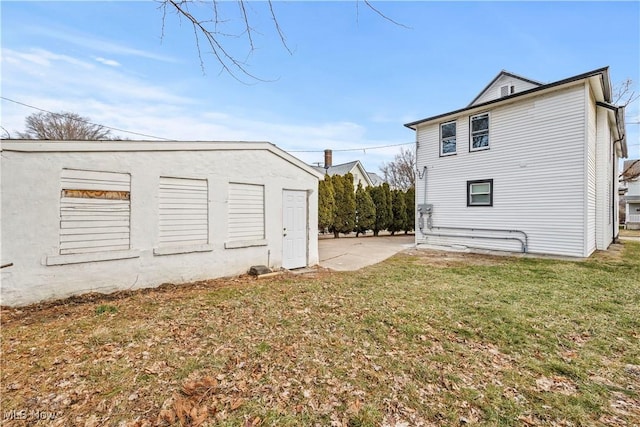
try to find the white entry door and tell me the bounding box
[282,190,307,269]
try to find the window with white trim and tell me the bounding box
[158,177,209,248]
[440,121,457,156]
[467,179,493,207]
[60,169,131,255]
[470,113,490,151]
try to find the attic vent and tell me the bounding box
[500,85,516,97]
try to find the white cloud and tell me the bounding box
[28,26,176,63]
[3,48,94,69]
[95,57,121,67]
[0,46,399,173]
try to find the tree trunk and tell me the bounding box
[333,230,339,238]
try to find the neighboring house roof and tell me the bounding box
[622,159,640,183]
[404,67,627,158]
[312,160,374,187]
[1,140,325,180]
[467,70,544,107]
[367,172,385,186]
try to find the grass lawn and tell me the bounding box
[2,243,639,426]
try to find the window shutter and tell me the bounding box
[60,169,131,255]
[158,177,208,247]
[228,183,265,241]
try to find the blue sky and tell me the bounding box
[1,1,639,173]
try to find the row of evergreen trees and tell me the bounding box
[318,173,415,237]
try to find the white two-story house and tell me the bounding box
[405,67,627,258]
[622,159,640,229]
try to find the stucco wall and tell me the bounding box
[0,143,319,306]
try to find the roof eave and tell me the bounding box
[0,140,326,180]
[405,67,611,130]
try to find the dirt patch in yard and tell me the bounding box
[0,268,333,326]
[400,248,509,268]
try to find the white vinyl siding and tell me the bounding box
[586,90,597,255]
[158,177,208,247]
[228,183,265,242]
[595,105,613,249]
[415,84,587,257]
[471,75,541,106]
[60,169,131,255]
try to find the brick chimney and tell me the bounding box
[324,149,332,169]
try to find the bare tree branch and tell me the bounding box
[1,126,11,139]
[158,0,407,82]
[363,0,411,29]
[268,0,292,55]
[613,78,640,107]
[622,159,640,182]
[379,147,416,191]
[238,0,255,52]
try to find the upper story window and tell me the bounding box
[500,85,515,97]
[470,113,490,151]
[440,121,457,156]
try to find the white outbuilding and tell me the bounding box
[0,141,323,306]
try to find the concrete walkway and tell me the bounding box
[318,234,415,271]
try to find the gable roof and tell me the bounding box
[467,70,544,107]
[312,160,374,186]
[367,172,385,186]
[404,67,627,160]
[405,67,613,129]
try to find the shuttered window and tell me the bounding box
[228,183,265,242]
[158,177,209,247]
[60,169,131,255]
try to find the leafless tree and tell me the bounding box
[380,147,415,191]
[622,159,640,182]
[17,111,112,140]
[158,0,407,82]
[615,79,640,183]
[613,78,639,107]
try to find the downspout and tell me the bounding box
[612,135,625,243]
[596,101,626,246]
[612,142,617,243]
